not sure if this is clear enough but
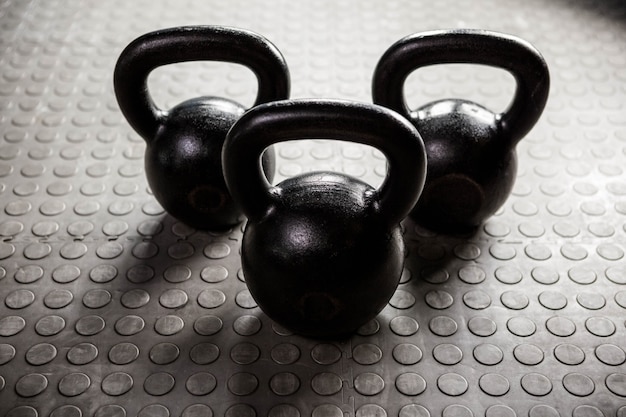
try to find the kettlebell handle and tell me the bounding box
[223,99,427,228]
[372,29,550,146]
[114,26,290,141]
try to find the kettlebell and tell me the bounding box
[223,99,427,338]
[373,29,549,232]
[114,26,290,230]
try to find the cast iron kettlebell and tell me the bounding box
[373,29,550,232]
[223,99,427,338]
[114,26,290,230]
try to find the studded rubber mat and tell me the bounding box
[1,0,626,416]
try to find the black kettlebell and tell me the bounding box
[114,26,290,230]
[223,99,427,338]
[373,29,549,232]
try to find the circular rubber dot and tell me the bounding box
[606,373,626,397]
[425,290,453,309]
[90,264,118,283]
[467,316,497,336]
[201,265,228,283]
[437,373,468,396]
[479,373,510,397]
[389,289,416,309]
[395,372,426,396]
[390,316,419,336]
[149,342,180,365]
[82,289,112,309]
[494,266,522,284]
[181,404,213,417]
[531,267,559,284]
[159,289,188,309]
[311,344,342,365]
[458,266,485,284]
[6,407,38,417]
[521,373,552,396]
[585,316,616,337]
[115,315,145,336]
[101,372,133,396]
[595,344,626,366]
[312,405,343,417]
[233,315,261,336]
[506,316,536,337]
[235,290,257,308]
[26,343,57,365]
[0,343,16,365]
[538,291,567,310]
[186,372,217,396]
[485,405,516,417]
[138,405,169,417]
[546,316,576,337]
[562,372,595,397]
[58,372,91,397]
[393,343,422,365]
[94,405,126,417]
[473,343,503,366]
[356,404,386,417]
[193,315,223,336]
[50,405,82,417]
[167,242,196,258]
[269,372,300,396]
[453,244,480,260]
[24,243,52,261]
[572,406,604,417]
[429,316,457,337]
[230,342,260,365]
[311,372,342,396]
[109,343,139,365]
[190,343,220,365]
[354,372,385,396]
[271,343,300,365]
[143,372,175,396]
[16,373,48,397]
[514,344,544,366]
[197,289,226,309]
[67,343,98,365]
[433,344,463,365]
[528,405,559,417]
[576,292,606,310]
[399,404,431,417]
[352,343,383,365]
[75,315,105,336]
[268,405,299,417]
[154,315,184,336]
[500,291,529,310]
[35,315,65,336]
[227,372,258,396]
[5,289,35,309]
[463,290,491,310]
[554,344,585,365]
[204,242,231,259]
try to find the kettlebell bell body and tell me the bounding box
[373,30,550,232]
[114,26,290,230]
[223,100,427,338]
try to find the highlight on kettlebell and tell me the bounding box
[373,29,550,233]
[113,25,290,231]
[222,99,427,338]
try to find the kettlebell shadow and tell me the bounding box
[401,216,485,291]
[100,209,244,332]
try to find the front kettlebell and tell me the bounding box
[114,26,290,230]
[373,29,549,232]
[223,100,427,338]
